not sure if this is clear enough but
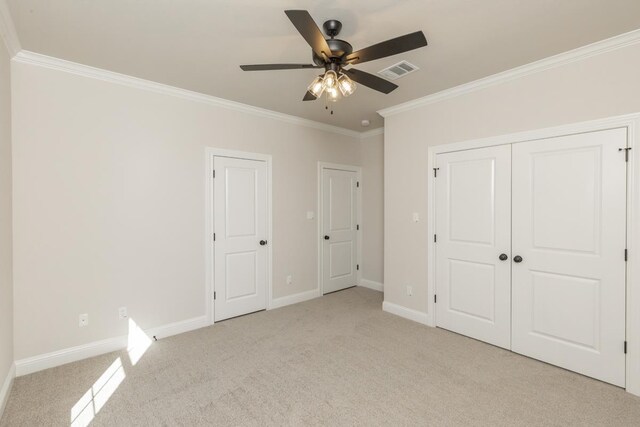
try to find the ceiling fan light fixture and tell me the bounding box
[338,74,356,97]
[326,86,340,102]
[308,76,325,97]
[322,70,338,91]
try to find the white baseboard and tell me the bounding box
[359,279,384,292]
[144,315,209,341]
[0,363,15,419]
[382,301,433,326]
[15,315,209,377]
[269,288,320,310]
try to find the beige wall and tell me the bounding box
[11,61,377,360]
[360,133,384,285]
[0,40,13,391]
[384,43,640,313]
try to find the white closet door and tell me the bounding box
[511,128,627,386]
[435,145,512,349]
[322,168,358,294]
[214,156,268,321]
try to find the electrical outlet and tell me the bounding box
[406,286,413,296]
[118,307,128,320]
[286,275,293,285]
[412,212,420,222]
[306,211,314,220]
[79,313,89,327]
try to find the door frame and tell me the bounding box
[426,112,640,395]
[205,148,273,325]
[317,162,363,295]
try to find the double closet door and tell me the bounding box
[435,128,627,387]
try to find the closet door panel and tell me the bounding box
[511,128,627,387]
[435,145,512,349]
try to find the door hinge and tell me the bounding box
[213,170,216,178]
[624,341,627,354]
[357,224,360,230]
[434,234,437,243]
[357,264,360,271]
[214,291,217,300]
[357,181,360,188]
[625,249,628,262]
[433,167,440,178]
[213,233,216,242]
[619,147,632,162]
[434,294,437,303]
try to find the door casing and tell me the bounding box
[426,112,640,396]
[205,148,272,325]
[318,162,362,295]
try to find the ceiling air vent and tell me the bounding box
[378,60,419,80]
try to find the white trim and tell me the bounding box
[144,315,209,341]
[359,279,384,292]
[16,337,127,378]
[359,127,384,139]
[317,162,363,296]
[12,50,370,139]
[269,288,321,310]
[379,29,640,117]
[15,315,207,377]
[382,301,432,326]
[0,362,15,418]
[0,0,20,57]
[626,117,640,396]
[205,148,273,323]
[426,112,640,396]
[426,138,438,329]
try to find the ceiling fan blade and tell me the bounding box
[345,31,427,65]
[303,91,317,101]
[240,64,322,71]
[343,68,398,94]
[285,10,333,60]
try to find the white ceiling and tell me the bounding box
[7,0,640,130]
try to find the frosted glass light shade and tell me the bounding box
[338,74,356,97]
[326,87,340,102]
[322,70,338,91]
[307,76,325,97]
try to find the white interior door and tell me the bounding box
[511,128,627,386]
[214,156,268,321]
[435,145,512,349]
[322,168,358,294]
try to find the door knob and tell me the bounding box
[259,240,267,246]
[324,235,330,240]
[513,255,523,263]
[499,253,508,261]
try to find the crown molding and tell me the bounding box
[0,0,20,57]
[359,127,384,139]
[379,28,640,118]
[13,50,372,139]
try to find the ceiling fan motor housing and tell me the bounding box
[311,20,353,66]
[312,39,353,67]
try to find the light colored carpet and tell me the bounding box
[2,287,640,426]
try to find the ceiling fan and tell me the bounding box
[240,10,428,107]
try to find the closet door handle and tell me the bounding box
[324,235,330,240]
[513,255,523,263]
[499,253,508,261]
[259,240,267,246]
